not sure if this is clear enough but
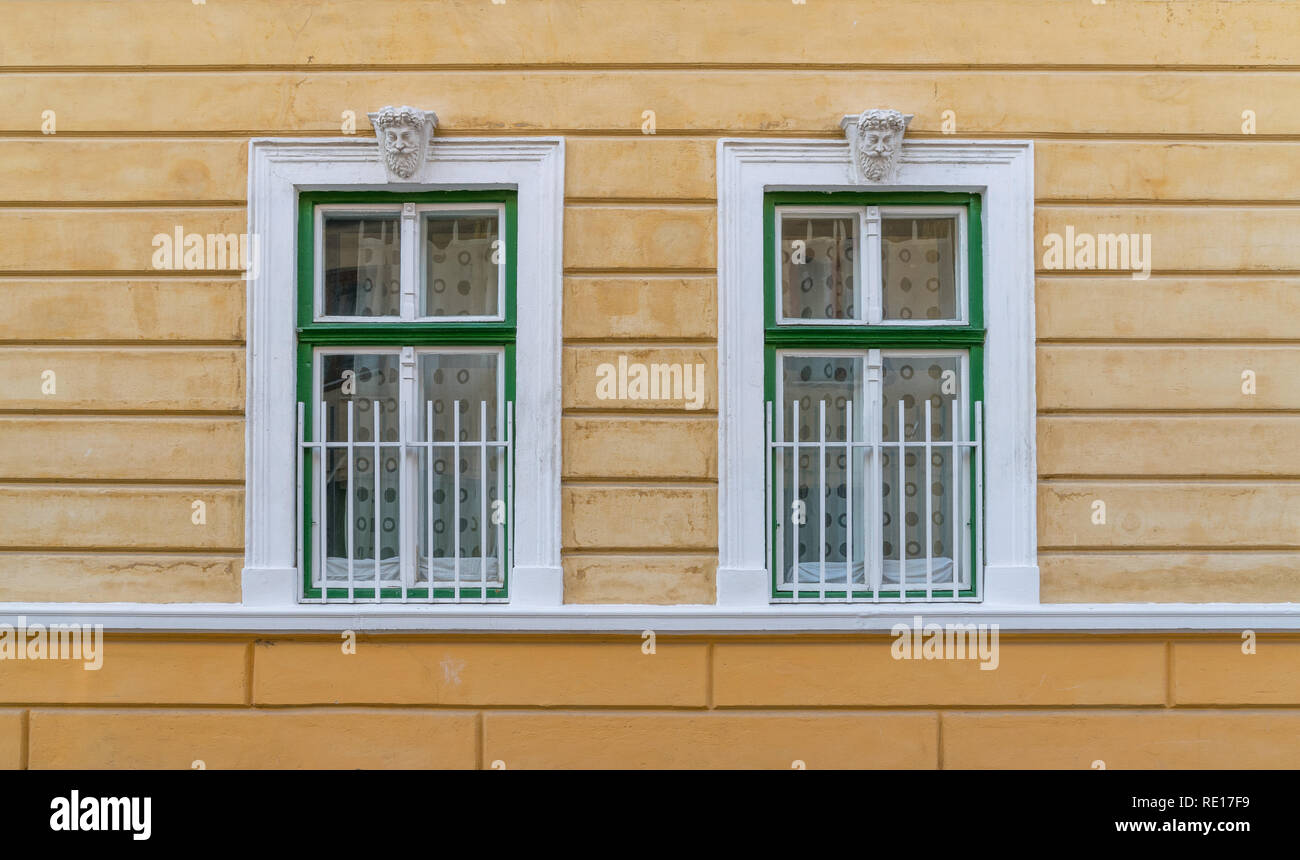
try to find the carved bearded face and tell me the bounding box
[369,106,432,180]
[856,118,905,182]
[381,123,422,178]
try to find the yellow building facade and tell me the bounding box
[1,0,1299,768]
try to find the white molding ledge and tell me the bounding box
[1,603,1297,634]
[244,136,565,609]
[715,137,1040,609]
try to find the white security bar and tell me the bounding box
[297,400,512,604]
[767,399,983,603]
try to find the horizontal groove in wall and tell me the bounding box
[564,268,717,277]
[0,344,243,353]
[0,548,244,556]
[0,205,245,213]
[15,198,1300,209]
[0,481,243,491]
[0,478,245,488]
[1038,273,1300,281]
[1037,339,1300,346]
[1039,476,1300,485]
[0,410,246,418]
[564,340,717,348]
[564,340,717,349]
[1038,544,1300,553]
[1036,199,1300,207]
[21,703,1300,713]
[7,199,1300,210]
[11,63,1300,73]
[1040,340,1300,348]
[0,549,244,560]
[564,201,715,209]
[0,414,243,423]
[0,274,246,283]
[1037,547,1300,557]
[565,271,717,281]
[0,340,246,347]
[563,479,717,488]
[559,545,720,555]
[563,412,713,422]
[562,549,717,557]
[562,408,718,418]
[1041,474,1300,481]
[0,270,248,278]
[1038,269,1300,277]
[1038,412,1300,420]
[565,198,717,206]
[0,200,245,209]
[1035,202,1300,210]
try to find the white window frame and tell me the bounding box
[717,137,1039,610]
[243,136,565,609]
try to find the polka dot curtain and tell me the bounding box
[322,215,402,316]
[320,353,402,582]
[780,215,856,320]
[423,212,501,317]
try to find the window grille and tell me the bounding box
[767,398,981,602]
[297,399,512,603]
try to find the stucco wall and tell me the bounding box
[5,1,1297,605]
[1,634,1298,769]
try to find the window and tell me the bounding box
[716,138,1038,610]
[297,192,516,602]
[765,194,983,601]
[243,137,563,615]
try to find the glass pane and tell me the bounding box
[881,216,959,321]
[780,214,857,321]
[319,353,402,584]
[417,352,503,585]
[322,214,401,317]
[422,210,501,317]
[778,354,866,589]
[881,354,963,589]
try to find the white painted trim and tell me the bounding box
[244,137,565,609]
[716,138,1039,608]
[1,602,1297,634]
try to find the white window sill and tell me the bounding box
[3,600,1297,633]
